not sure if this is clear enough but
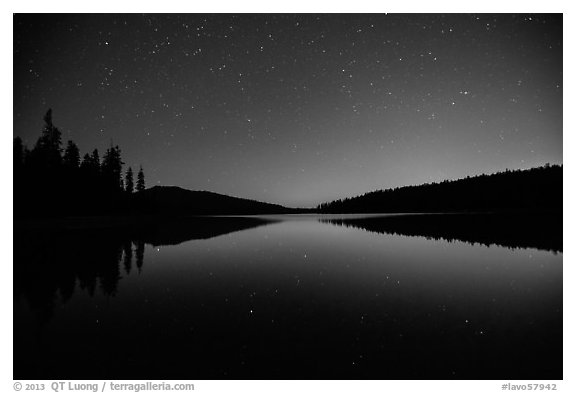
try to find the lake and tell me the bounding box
[14,214,562,379]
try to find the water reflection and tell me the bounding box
[14,215,562,380]
[321,213,562,253]
[14,217,276,322]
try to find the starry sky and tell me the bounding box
[13,14,562,207]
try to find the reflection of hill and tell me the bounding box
[14,216,276,321]
[131,216,278,246]
[322,213,562,253]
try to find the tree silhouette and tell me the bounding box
[125,167,134,194]
[80,152,99,184]
[80,153,91,170]
[102,145,124,192]
[91,149,101,171]
[14,108,562,219]
[136,166,145,192]
[317,164,563,214]
[123,241,133,275]
[63,141,80,169]
[30,109,62,169]
[135,240,145,273]
[14,110,143,217]
[80,149,101,190]
[39,109,62,150]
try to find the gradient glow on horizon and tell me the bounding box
[14,14,562,207]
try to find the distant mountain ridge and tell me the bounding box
[132,185,297,215]
[133,165,562,216]
[317,164,562,214]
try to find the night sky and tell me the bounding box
[13,14,562,207]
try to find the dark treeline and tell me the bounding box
[318,164,563,213]
[15,110,563,218]
[14,109,145,217]
[13,109,297,218]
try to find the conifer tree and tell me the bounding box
[63,140,80,169]
[32,109,63,168]
[136,166,145,192]
[125,167,134,193]
[102,145,124,192]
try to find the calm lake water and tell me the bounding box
[14,214,562,379]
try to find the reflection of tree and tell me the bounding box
[58,271,76,303]
[135,241,145,274]
[14,216,275,322]
[14,230,141,323]
[99,245,122,296]
[322,212,562,253]
[123,241,133,275]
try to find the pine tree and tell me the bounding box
[136,166,145,192]
[80,153,91,170]
[90,149,100,171]
[125,167,134,193]
[102,145,124,192]
[31,108,63,168]
[80,150,101,182]
[39,109,62,151]
[63,140,80,169]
